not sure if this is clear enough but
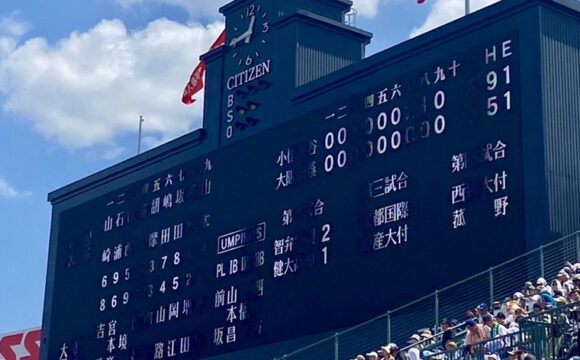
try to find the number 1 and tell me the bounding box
[504,91,512,110]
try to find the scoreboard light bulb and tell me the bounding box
[236,106,248,115]
[247,101,259,111]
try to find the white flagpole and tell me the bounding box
[465,0,471,15]
[137,115,144,154]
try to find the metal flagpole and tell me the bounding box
[138,115,144,154]
[465,0,470,15]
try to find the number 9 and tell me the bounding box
[486,71,498,91]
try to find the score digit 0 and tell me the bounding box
[324,128,348,173]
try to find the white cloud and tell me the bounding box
[353,0,385,18]
[410,0,499,37]
[0,12,31,38]
[0,12,29,56]
[0,18,224,151]
[0,178,31,198]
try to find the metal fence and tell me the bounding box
[274,231,580,360]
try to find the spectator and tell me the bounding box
[482,314,508,339]
[563,265,574,276]
[496,312,508,328]
[505,302,519,323]
[464,319,488,346]
[477,303,490,323]
[483,344,501,360]
[532,302,543,314]
[521,352,537,360]
[540,289,557,307]
[507,349,519,360]
[564,271,576,290]
[407,334,422,360]
[514,306,526,318]
[524,285,540,312]
[491,301,503,317]
[379,346,391,360]
[389,343,408,360]
[569,289,580,302]
[445,341,457,351]
[572,275,580,290]
[366,351,379,360]
[513,292,525,310]
[466,309,478,323]
[355,356,365,360]
[552,271,572,296]
[554,295,568,306]
[536,277,552,295]
[507,318,520,334]
[421,329,434,346]
[471,308,480,323]
[440,319,455,349]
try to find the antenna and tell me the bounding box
[137,115,144,154]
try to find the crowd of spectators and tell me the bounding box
[351,262,580,360]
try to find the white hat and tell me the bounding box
[407,334,421,343]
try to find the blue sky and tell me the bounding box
[0,0,500,335]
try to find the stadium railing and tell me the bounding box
[273,230,580,360]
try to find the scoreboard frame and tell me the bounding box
[42,1,580,360]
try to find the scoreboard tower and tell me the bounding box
[42,1,580,360]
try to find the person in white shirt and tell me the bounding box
[536,277,553,295]
[524,285,540,312]
[406,334,421,360]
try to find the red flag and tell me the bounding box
[182,30,226,105]
[417,0,427,3]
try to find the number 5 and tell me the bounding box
[487,96,498,116]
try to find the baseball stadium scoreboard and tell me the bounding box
[43,0,580,359]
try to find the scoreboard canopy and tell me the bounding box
[42,1,580,360]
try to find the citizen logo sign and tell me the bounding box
[226,60,271,91]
